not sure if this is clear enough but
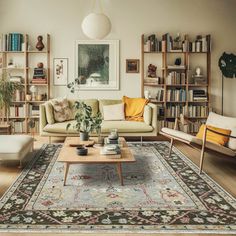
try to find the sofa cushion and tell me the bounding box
[99,99,122,117]
[43,120,78,134]
[144,105,152,125]
[45,102,55,124]
[206,112,236,150]
[101,120,153,133]
[44,120,153,134]
[103,103,125,121]
[51,98,73,122]
[68,99,99,117]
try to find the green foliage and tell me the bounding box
[66,101,102,134]
[0,73,23,115]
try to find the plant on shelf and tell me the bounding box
[0,73,23,123]
[66,101,102,141]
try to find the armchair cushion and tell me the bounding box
[196,124,231,146]
[206,112,236,150]
[161,127,195,143]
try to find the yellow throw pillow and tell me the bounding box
[122,96,149,122]
[196,124,231,146]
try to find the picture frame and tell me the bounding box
[126,59,140,73]
[75,40,119,90]
[53,58,68,86]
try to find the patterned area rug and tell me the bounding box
[0,142,235,233]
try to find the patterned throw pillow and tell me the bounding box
[50,98,73,122]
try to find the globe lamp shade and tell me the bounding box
[81,13,111,39]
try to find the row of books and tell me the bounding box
[11,120,40,133]
[9,105,26,117]
[14,90,25,102]
[166,72,186,85]
[13,121,26,133]
[29,105,40,116]
[156,89,165,102]
[0,33,24,51]
[32,67,47,84]
[188,121,205,133]
[188,105,208,117]
[167,89,186,102]
[166,105,187,118]
[188,90,208,102]
[9,105,40,117]
[144,34,211,53]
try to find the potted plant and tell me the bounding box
[66,101,102,141]
[0,73,23,123]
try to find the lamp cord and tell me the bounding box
[91,0,103,13]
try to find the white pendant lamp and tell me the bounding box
[82,0,111,39]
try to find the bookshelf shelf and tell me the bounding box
[0,33,50,134]
[141,33,211,134]
[144,83,164,87]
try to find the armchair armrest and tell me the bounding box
[205,126,236,139]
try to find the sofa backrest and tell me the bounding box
[206,112,236,150]
[68,99,99,117]
[98,99,122,117]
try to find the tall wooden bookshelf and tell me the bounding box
[0,33,50,133]
[141,33,211,133]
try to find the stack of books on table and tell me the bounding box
[31,68,47,84]
[100,144,121,158]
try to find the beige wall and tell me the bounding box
[0,0,236,116]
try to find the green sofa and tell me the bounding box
[40,99,158,140]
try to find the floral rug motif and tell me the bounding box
[0,142,235,233]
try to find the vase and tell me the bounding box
[36,35,45,51]
[80,132,89,141]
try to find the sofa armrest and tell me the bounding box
[147,103,158,135]
[40,104,47,135]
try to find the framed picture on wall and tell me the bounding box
[75,40,119,90]
[53,58,68,86]
[126,59,140,73]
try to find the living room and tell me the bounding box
[0,0,236,235]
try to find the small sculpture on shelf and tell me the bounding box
[36,35,45,51]
[174,57,181,66]
[147,64,157,78]
[173,33,182,50]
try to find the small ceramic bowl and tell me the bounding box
[76,147,88,156]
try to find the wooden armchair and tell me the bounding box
[160,112,236,174]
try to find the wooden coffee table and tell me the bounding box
[57,137,136,186]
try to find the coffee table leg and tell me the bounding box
[116,163,124,186]
[63,163,70,186]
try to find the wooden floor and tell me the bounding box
[0,135,236,236]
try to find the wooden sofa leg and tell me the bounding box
[140,136,143,146]
[168,138,174,158]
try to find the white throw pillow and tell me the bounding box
[103,103,125,121]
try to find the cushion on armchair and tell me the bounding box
[196,124,231,146]
[206,112,236,150]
